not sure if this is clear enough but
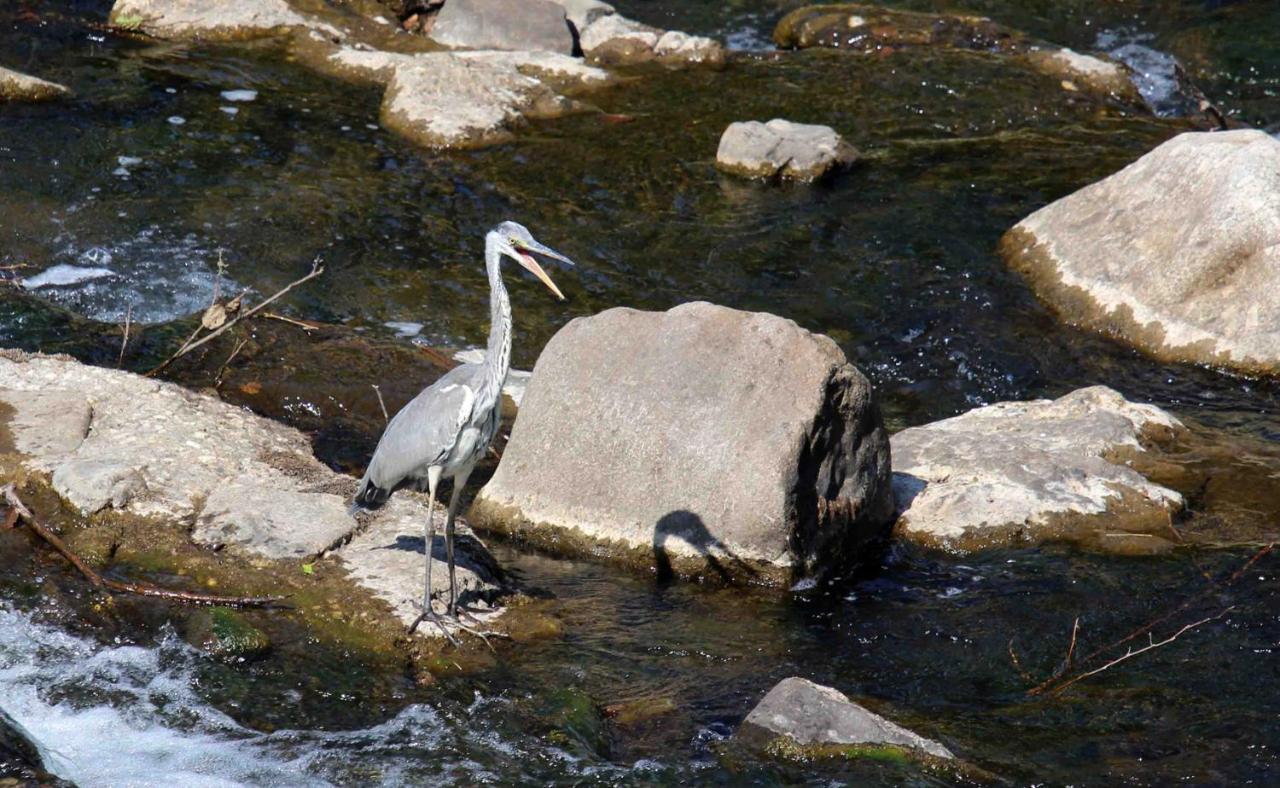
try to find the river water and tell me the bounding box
[1,1,1279,785]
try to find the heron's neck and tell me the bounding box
[483,235,512,387]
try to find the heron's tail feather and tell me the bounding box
[349,476,391,516]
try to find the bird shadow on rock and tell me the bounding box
[653,510,761,584]
[385,533,506,594]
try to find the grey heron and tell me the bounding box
[351,221,574,638]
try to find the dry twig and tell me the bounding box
[1045,608,1234,697]
[371,384,389,424]
[214,337,250,388]
[117,305,133,368]
[263,312,324,332]
[148,257,324,376]
[1,484,283,608]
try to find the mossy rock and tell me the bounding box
[185,607,272,662]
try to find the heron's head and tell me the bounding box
[492,221,575,301]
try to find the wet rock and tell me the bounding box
[739,677,953,759]
[51,458,147,514]
[471,302,895,586]
[578,14,723,67]
[0,708,48,780]
[773,4,1023,54]
[603,696,676,726]
[1025,47,1142,104]
[0,349,510,639]
[716,119,858,182]
[0,66,69,102]
[109,0,342,41]
[184,607,271,661]
[773,5,1145,108]
[892,386,1184,552]
[548,0,614,34]
[429,0,574,55]
[1001,130,1280,375]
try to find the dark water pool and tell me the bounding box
[1,1,1279,784]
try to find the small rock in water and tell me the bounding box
[167,115,186,125]
[716,119,859,182]
[1096,29,1188,116]
[220,106,239,116]
[219,89,258,102]
[738,677,954,759]
[117,156,143,167]
[384,321,422,338]
[23,264,115,289]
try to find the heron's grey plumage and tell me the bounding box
[351,221,573,636]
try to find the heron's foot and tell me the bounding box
[450,603,491,627]
[407,606,461,647]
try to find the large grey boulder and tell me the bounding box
[716,119,859,182]
[892,386,1184,552]
[0,66,69,102]
[0,350,506,639]
[429,0,574,55]
[739,677,953,759]
[109,0,341,40]
[1002,130,1280,375]
[548,0,614,34]
[470,302,895,586]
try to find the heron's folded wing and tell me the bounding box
[364,369,480,489]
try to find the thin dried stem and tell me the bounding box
[2,484,284,608]
[371,384,389,424]
[214,337,250,388]
[1008,637,1033,684]
[148,257,324,376]
[117,304,133,368]
[262,312,324,332]
[1047,608,1233,697]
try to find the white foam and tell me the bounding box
[30,228,242,324]
[384,321,422,338]
[168,116,186,125]
[23,264,116,289]
[220,89,258,102]
[1095,29,1186,116]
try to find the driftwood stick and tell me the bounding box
[371,384,389,424]
[1,484,284,608]
[1045,608,1234,697]
[262,312,325,332]
[148,257,324,376]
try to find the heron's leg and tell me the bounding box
[444,465,472,619]
[409,467,455,643]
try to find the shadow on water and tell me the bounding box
[652,509,760,584]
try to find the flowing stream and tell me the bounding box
[2,1,1280,784]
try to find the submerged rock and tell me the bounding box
[471,302,895,586]
[739,677,953,760]
[109,0,342,40]
[429,0,574,55]
[0,708,58,784]
[773,4,1143,107]
[1001,130,1280,375]
[0,66,69,102]
[892,386,1184,552]
[716,119,858,182]
[0,350,508,640]
[184,607,272,661]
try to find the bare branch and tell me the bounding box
[371,384,389,424]
[117,304,133,368]
[1,484,284,608]
[148,257,324,377]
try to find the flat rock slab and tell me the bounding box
[740,677,953,759]
[429,0,573,55]
[308,44,609,149]
[1002,129,1280,375]
[578,14,724,66]
[340,496,505,630]
[471,301,894,586]
[0,350,508,638]
[892,386,1184,552]
[0,67,69,102]
[110,0,341,40]
[716,119,858,182]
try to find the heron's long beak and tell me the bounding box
[515,240,574,301]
